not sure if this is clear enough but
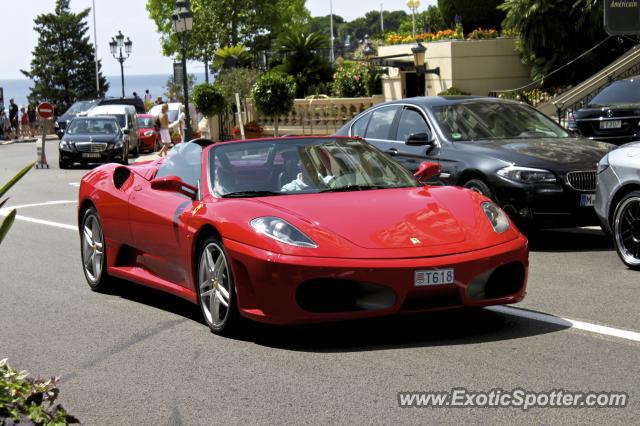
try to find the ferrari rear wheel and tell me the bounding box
[613,191,640,270]
[81,207,109,291]
[198,237,238,334]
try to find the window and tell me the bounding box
[365,107,398,140]
[396,108,429,141]
[156,142,203,188]
[351,113,371,137]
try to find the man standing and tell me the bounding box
[8,98,18,139]
[144,89,151,103]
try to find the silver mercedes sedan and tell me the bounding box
[595,142,640,269]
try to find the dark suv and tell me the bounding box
[568,76,640,145]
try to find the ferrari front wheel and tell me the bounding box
[197,237,238,334]
[81,207,109,291]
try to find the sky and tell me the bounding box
[0,0,436,80]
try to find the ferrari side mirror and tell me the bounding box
[150,175,197,200]
[414,161,441,185]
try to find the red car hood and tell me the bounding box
[255,187,466,249]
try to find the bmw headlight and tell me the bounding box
[250,217,318,248]
[144,130,155,137]
[481,201,510,234]
[597,154,609,174]
[497,166,557,184]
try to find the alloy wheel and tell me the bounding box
[614,195,640,268]
[82,213,104,284]
[198,242,232,329]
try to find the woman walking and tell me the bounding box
[27,105,37,138]
[158,104,172,157]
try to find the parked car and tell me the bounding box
[55,99,100,139]
[568,76,640,145]
[595,142,640,269]
[336,96,616,230]
[97,97,146,114]
[88,104,140,156]
[58,116,128,168]
[137,114,160,153]
[78,137,528,335]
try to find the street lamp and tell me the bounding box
[109,31,132,98]
[411,41,439,96]
[173,0,194,141]
[406,0,421,38]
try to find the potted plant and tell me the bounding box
[232,121,264,139]
[251,72,296,137]
[192,83,226,141]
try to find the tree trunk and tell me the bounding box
[274,120,279,138]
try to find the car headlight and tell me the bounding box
[250,217,318,248]
[114,140,124,147]
[59,140,69,148]
[55,121,59,128]
[497,166,557,184]
[144,130,155,137]
[481,201,510,234]
[597,154,610,174]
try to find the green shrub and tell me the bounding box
[192,83,226,117]
[251,72,296,136]
[332,62,368,98]
[438,87,471,96]
[0,359,78,424]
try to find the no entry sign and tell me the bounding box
[37,102,55,119]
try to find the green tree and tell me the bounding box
[216,68,261,107]
[251,72,296,136]
[399,5,446,34]
[164,74,197,103]
[500,0,634,88]
[21,0,108,108]
[146,0,310,62]
[273,31,333,98]
[438,0,505,31]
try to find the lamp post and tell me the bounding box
[109,31,132,98]
[406,0,421,38]
[172,0,194,141]
[411,41,440,97]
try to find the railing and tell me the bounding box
[245,95,385,136]
[489,38,640,124]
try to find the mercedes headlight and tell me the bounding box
[481,201,510,234]
[597,154,609,174]
[59,140,69,148]
[497,166,557,184]
[114,139,124,147]
[144,130,155,137]
[250,217,318,248]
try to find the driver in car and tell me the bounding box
[281,162,335,192]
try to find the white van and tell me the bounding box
[88,104,140,156]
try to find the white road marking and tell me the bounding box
[69,182,80,187]
[488,305,640,343]
[0,200,77,231]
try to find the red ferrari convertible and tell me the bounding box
[78,137,528,334]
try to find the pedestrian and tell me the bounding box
[27,104,37,138]
[144,89,151,103]
[8,98,18,140]
[19,107,29,140]
[175,104,186,143]
[155,96,163,106]
[158,104,172,157]
[133,91,140,100]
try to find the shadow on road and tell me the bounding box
[529,227,613,252]
[97,279,569,353]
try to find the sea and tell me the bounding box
[0,73,207,108]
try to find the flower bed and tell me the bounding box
[385,28,501,45]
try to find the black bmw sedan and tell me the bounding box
[568,76,640,145]
[58,116,129,168]
[336,96,616,230]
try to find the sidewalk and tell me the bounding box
[0,134,59,146]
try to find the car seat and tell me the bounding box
[278,151,301,188]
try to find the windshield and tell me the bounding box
[589,80,640,106]
[65,100,98,115]
[432,101,569,141]
[138,117,155,128]
[66,118,119,135]
[209,138,420,197]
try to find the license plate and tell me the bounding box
[580,193,596,207]
[82,153,101,158]
[600,120,621,129]
[414,268,455,287]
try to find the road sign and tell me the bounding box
[37,102,55,119]
[604,0,640,35]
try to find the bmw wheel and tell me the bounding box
[80,207,110,291]
[463,178,495,200]
[613,191,640,270]
[197,237,238,334]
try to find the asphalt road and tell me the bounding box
[1,140,638,425]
